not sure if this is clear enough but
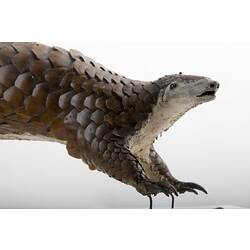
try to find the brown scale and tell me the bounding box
[0,42,208,202]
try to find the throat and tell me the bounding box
[128,99,195,178]
[128,101,193,154]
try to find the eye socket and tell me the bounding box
[170,83,178,90]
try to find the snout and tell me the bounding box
[196,79,220,98]
[208,81,220,91]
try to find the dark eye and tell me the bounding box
[170,83,178,89]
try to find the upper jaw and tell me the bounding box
[195,79,219,100]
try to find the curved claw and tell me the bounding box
[166,183,179,196]
[160,183,178,197]
[170,179,208,195]
[183,182,208,194]
[163,192,170,197]
[180,187,198,195]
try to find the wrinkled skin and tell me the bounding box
[0,43,219,204]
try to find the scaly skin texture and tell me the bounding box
[0,42,209,198]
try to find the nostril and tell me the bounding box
[209,81,219,89]
[210,82,216,88]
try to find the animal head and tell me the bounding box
[156,73,219,108]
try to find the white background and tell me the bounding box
[0,0,250,249]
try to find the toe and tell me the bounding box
[183,182,208,194]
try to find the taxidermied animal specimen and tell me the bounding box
[0,43,219,208]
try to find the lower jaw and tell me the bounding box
[197,95,216,103]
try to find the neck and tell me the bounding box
[128,97,196,155]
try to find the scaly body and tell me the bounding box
[0,43,219,201]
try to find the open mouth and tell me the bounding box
[197,90,216,97]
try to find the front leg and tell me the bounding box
[83,140,177,197]
[74,127,178,198]
[149,147,207,195]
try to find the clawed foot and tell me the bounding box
[169,179,208,195]
[137,178,207,209]
[137,178,207,197]
[137,179,179,197]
